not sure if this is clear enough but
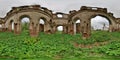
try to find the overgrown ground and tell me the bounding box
[0,30,120,60]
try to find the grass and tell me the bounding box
[0,30,120,60]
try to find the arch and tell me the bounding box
[72,17,81,35]
[57,14,63,18]
[75,20,81,23]
[19,15,31,21]
[90,14,112,25]
[5,6,52,22]
[39,17,47,24]
[11,21,14,30]
[57,26,63,31]
[8,20,14,32]
[72,17,80,23]
[91,16,110,31]
[70,11,115,26]
[39,18,46,32]
[21,17,30,23]
[39,19,45,24]
[56,25,63,34]
[20,17,30,31]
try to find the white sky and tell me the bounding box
[91,16,109,30]
[0,0,120,17]
[0,0,119,30]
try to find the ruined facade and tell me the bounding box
[0,5,120,38]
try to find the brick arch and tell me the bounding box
[38,16,52,34]
[4,5,53,36]
[38,17,47,32]
[89,14,114,25]
[72,17,81,34]
[71,10,116,25]
[19,15,31,22]
[72,17,81,23]
[69,9,117,38]
[5,6,52,24]
[19,15,31,31]
[8,19,14,32]
[55,25,64,33]
[56,25,63,30]
[88,12,117,31]
[39,17,48,24]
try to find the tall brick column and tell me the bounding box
[8,23,12,32]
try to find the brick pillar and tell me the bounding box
[63,25,67,34]
[44,22,52,34]
[14,22,21,34]
[32,23,39,37]
[2,24,6,32]
[73,23,76,35]
[52,26,56,33]
[76,23,80,34]
[29,22,38,37]
[82,20,91,39]
[109,25,113,32]
[65,26,68,34]
[39,24,44,32]
[36,23,40,36]
[8,23,12,32]
[14,23,17,34]
[70,23,74,35]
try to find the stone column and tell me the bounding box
[14,23,17,34]
[8,23,12,32]
[53,26,56,33]
[39,24,44,32]
[29,22,38,37]
[29,22,33,36]
[63,25,67,34]
[82,21,87,39]
[76,23,80,34]
[14,22,21,34]
[70,23,74,35]
[74,23,76,35]
[36,23,40,35]
[44,21,52,34]
[65,26,68,34]
[81,19,91,39]
[109,25,113,32]
[67,23,73,35]
[2,23,5,32]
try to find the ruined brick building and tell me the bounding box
[0,5,120,38]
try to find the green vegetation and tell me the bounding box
[21,22,29,31]
[0,30,120,60]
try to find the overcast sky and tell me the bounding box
[0,0,120,18]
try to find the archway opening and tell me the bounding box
[57,14,63,18]
[57,26,63,34]
[0,24,2,28]
[10,20,14,31]
[74,19,81,35]
[21,17,30,31]
[39,18,45,32]
[91,16,110,31]
[12,22,14,30]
